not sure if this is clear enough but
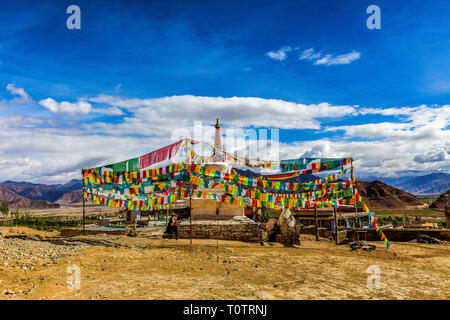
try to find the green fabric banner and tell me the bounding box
[99,157,140,172]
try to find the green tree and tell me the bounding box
[0,202,10,224]
[10,209,21,226]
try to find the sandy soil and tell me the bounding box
[27,204,118,218]
[0,227,449,300]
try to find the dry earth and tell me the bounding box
[0,227,449,300]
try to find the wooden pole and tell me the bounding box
[82,170,86,232]
[314,204,319,241]
[189,196,192,245]
[185,137,193,246]
[216,205,219,262]
[334,205,338,245]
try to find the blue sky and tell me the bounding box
[0,0,449,182]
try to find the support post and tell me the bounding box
[82,169,86,232]
[185,137,193,245]
[189,196,192,245]
[314,205,319,241]
[334,205,338,245]
[216,204,219,262]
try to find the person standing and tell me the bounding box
[168,212,179,240]
[255,208,262,223]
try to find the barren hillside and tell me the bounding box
[357,180,426,210]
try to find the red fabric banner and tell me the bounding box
[140,140,184,169]
[139,139,198,169]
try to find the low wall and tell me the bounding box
[299,225,329,238]
[190,199,242,220]
[178,223,263,242]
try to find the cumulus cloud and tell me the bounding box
[91,106,125,116]
[6,83,33,104]
[39,98,92,115]
[414,150,448,163]
[1,90,449,182]
[314,51,361,66]
[38,98,124,116]
[327,105,450,141]
[266,46,292,61]
[83,95,357,138]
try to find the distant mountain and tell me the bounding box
[56,190,83,204]
[56,179,83,190]
[0,179,83,202]
[375,176,417,186]
[429,190,449,210]
[365,172,450,195]
[395,173,450,195]
[6,198,60,210]
[357,180,426,210]
[0,187,23,202]
[0,179,83,209]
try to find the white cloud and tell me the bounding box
[83,95,357,138]
[328,105,450,141]
[299,48,321,61]
[414,149,448,163]
[1,91,449,183]
[38,98,124,116]
[314,51,361,66]
[275,47,360,66]
[38,98,92,115]
[91,106,125,116]
[6,83,33,104]
[266,46,292,61]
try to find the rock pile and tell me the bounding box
[417,234,447,244]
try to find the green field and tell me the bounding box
[416,195,440,205]
[374,209,443,216]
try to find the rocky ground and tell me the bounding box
[0,227,449,300]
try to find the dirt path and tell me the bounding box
[0,228,449,300]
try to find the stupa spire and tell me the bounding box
[213,118,223,161]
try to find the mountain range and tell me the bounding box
[356,180,426,210]
[366,172,450,195]
[430,190,450,210]
[0,179,83,209]
[0,171,448,210]
[0,179,82,202]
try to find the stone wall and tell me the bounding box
[190,199,243,220]
[299,225,329,238]
[178,223,263,242]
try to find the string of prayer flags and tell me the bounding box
[353,188,395,255]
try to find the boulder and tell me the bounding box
[277,208,300,245]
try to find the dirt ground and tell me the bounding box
[0,227,449,300]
